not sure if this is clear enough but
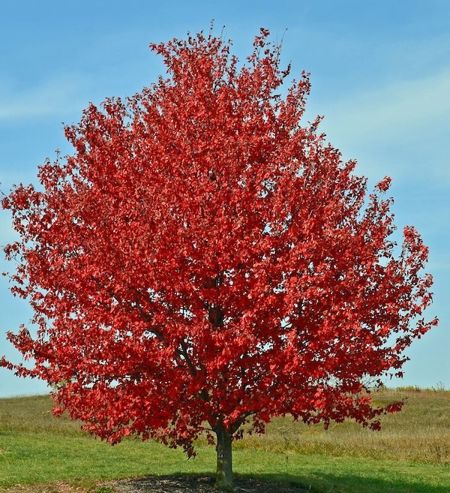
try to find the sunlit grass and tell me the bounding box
[0,389,449,492]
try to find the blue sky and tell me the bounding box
[0,0,449,396]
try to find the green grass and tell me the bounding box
[0,389,449,492]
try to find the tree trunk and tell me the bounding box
[215,424,233,491]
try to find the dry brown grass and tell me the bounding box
[232,388,450,464]
[2,483,92,493]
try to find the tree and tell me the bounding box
[1,28,437,490]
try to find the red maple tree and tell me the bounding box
[1,29,437,490]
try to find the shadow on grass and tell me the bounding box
[113,473,309,492]
[111,472,449,493]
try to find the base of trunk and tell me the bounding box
[215,424,233,491]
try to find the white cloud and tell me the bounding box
[313,69,450,183]
[0,74,90,121]
[322,69,450,141]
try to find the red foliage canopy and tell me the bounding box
[1,29,437,456]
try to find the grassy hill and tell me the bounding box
[0,388,449,492]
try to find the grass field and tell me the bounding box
[0,388,449,492]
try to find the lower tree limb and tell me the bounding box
[215,424,233,491]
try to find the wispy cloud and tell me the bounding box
[0,74,90,122]
[314,68,450,183]
[321,69,450,142]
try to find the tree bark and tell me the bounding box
[215,424,233,491]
